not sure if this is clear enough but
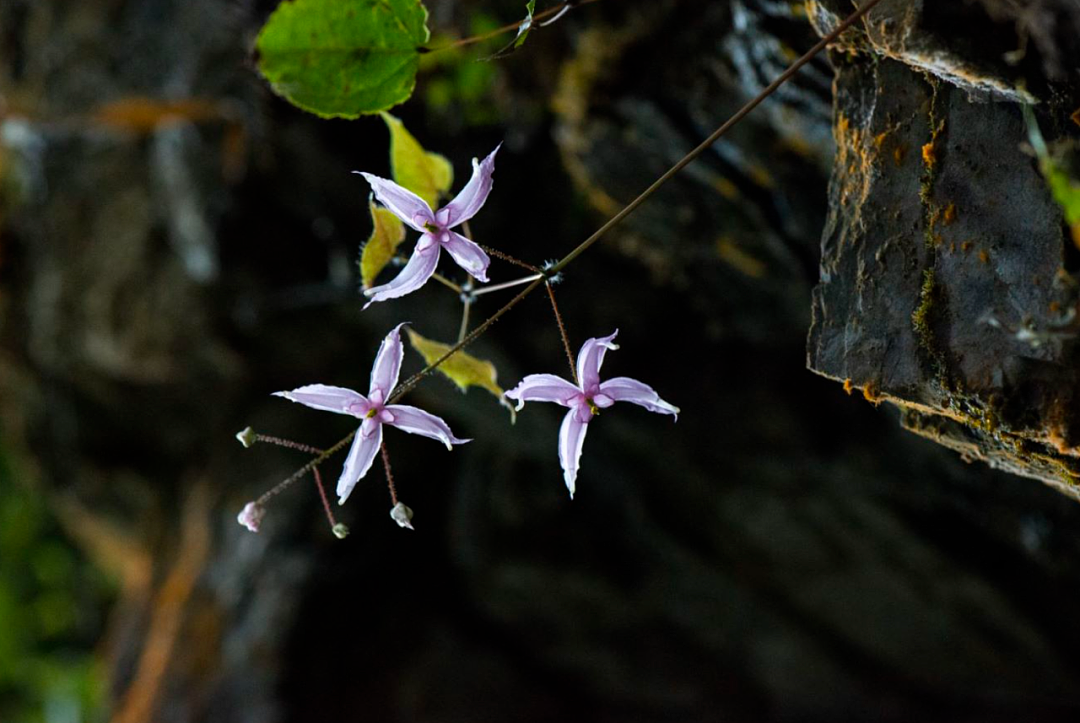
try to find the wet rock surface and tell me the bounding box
[806,0,1080,499]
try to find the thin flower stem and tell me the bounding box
[471,273,544,297]
[390,276,546,402]
[263,0,884,500]
[381,442,398,506]
[254,434,324,455]
[431,272,463,294]
[481,245,542,273]
[545,282,578,384]
[312,466,338,528]
[458,298,472,343]
[547,0,885,275]
[257,432,356,504]
[420,0,600,54]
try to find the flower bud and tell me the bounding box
[237,501,265,532]
[390,502,414,530]
[235,426,257,448]
[332,523,350,539]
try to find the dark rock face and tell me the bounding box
[807,0,1080,499]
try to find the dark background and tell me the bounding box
[2,0,1080,721]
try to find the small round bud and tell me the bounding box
[237,501,265,532]
[235,426,257,448]
[332,523,350,539]
[390,502,414,530]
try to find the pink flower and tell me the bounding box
[504,330,679,498]
[237,501,265,532]
[357,145,500,308]
[274,324,470,505]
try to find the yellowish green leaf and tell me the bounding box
[381,112,453,209]
[359,201,407,289]
[406,329,515,422]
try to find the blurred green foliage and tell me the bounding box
[419,14,502,126]
[0,440,111,723]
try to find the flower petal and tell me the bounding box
[384,404,470,449]
[576,330,619,394]
[363,237,441,308]
[442,231,490,283]
[435,144,500,228]
[273,384,369,417]
[558,409,589,498]
[336,420,383,505]
[356,172,435,232]
[369,323,408,401]
[504,373,581,411]
[599,376,680,420]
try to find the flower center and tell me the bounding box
[365,408,378,419]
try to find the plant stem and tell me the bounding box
[421,0,601,54]
[431,272,463,294]
[381,442,398,506]
[312,466,338,527]
[471,273,544,297]
[546,282,578,384]
[253,434,324,455]
[548,0,885,275]
[481,245,542,273]
[458,297,472,343]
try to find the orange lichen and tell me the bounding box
[942,202,957,226]
[1072,107,1080,128]
[862,382,883,406]
[978,249,990,264]
[960,240,974,252]
[1050,300,1062,313]
[921,141,937,169]
[893,145,907,166]
[843,378,854,395]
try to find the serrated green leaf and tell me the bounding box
[381,112,453,208]
[360,201,407,288]
[256,0,430,119]
[407,329,515,422]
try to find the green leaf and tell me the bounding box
[483,0,536,60]
[1025,106,1080,249]
[515,1,536,49]
[256,0,430,119]
[406,329,516,422]
[381,112,453,208]
[359,201,407,288]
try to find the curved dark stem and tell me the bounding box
[259,0,886,500]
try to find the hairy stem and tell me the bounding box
[546,282,578,384]
[312,466,338,528]
[481,244,542,273]
[381,442,398,506]
[254,434,323,455]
